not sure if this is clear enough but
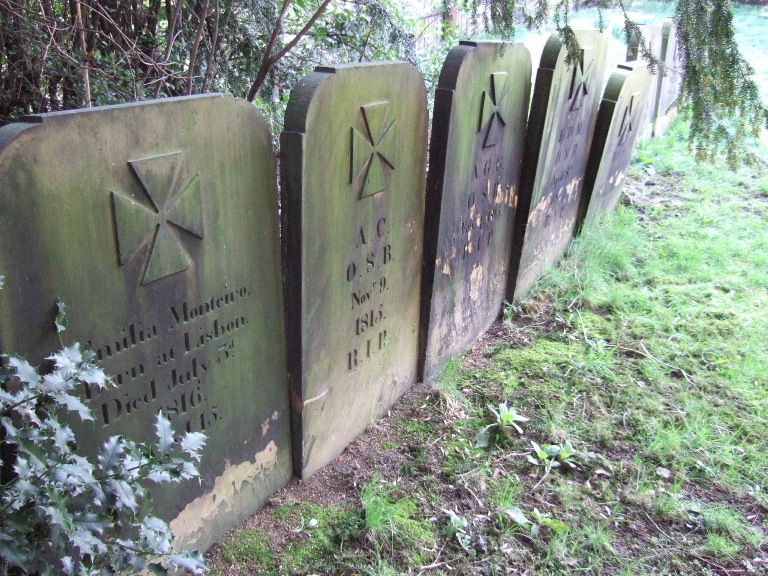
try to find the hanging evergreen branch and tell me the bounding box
[459,0,767,165]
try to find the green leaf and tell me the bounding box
[109,479,138,511]
[98,436,124,471]
[475,424,497,448]
[531,441,548,460]
[55,392,93,421]
[155,412,175,454]
[43,505,74,531]
[79,364,109,388]
[49,343,82,370]
[55,298,68,332]
[9,357,41,385]
[180,431,206,459]
[0,537,29,570]
[166,552,207,573]
[504,507,530,527]
[560,440,574,460]
[541,516,568,534]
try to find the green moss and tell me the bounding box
[221,529,273,566]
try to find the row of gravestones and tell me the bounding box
[0,24,680,554]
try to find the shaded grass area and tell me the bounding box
[206,124,768,574]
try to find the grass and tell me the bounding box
[205,120,768,574]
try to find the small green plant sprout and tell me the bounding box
[475,403,529,448]
[503,507,568,537]
[442,509,471,550]
[527,440,577,490]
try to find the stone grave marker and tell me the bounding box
[419,41,531,381]
[627,24,663,139]
[281,63,428,478]
[0,95,292,553]
[507,31,608,301]
[655,20,683,136]
[578,61,653,231]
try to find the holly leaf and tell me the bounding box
[41,372,69,393]
[55,392,93,421]
[8,358,40,385]
[166,551,207,573]
[108,479,138,511]
[79,364,109,388]
[0,537,29,570]
[48,344,82,371]
[155,412,175,454]
[180,432,206,460]
[98,436,124,471]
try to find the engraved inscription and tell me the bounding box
[346,217,394,371]
[478,72,508,148]
[84,285,252,434]
[112,151,204,285]
[618,93,638,146]
[568,49,592,111]
[437,150,510,278]
[350,102,396,199]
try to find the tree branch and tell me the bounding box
[246,0,333,103]
[186,0,210,95]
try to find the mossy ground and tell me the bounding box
[205,119,768,575]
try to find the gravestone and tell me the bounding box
[626,24,663,139]
[419,41,531,381]
[0,95,292,553]
[281,63,428,478]
[578,62,653,231]
[507,31,608,301]
[654,20,683,136]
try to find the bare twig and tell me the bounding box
[246,0,333,102]
[201,0,220,92]
[531,460,554,492]
[643,512,672,539]
[74,0,91,106]
[186,0,210,95]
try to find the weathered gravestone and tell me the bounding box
[419,41,531,381]
[578,62,653,231]
[654,20,683,136]
[507,31,608,301]
[0,95,292,553]
[281,63,428,478]
[627,24,663,140]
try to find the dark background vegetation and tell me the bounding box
[1,0,766,162]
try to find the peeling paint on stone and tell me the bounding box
[469,265,484,301]
[170,440,281,553]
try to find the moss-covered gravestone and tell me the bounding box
[578,62,653,231]
[419,41,531,381]
[627,24,663,139]
[0,95,292,553]
[281,63,428,478]
[508,31,608,301]
[655,20,682,136]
